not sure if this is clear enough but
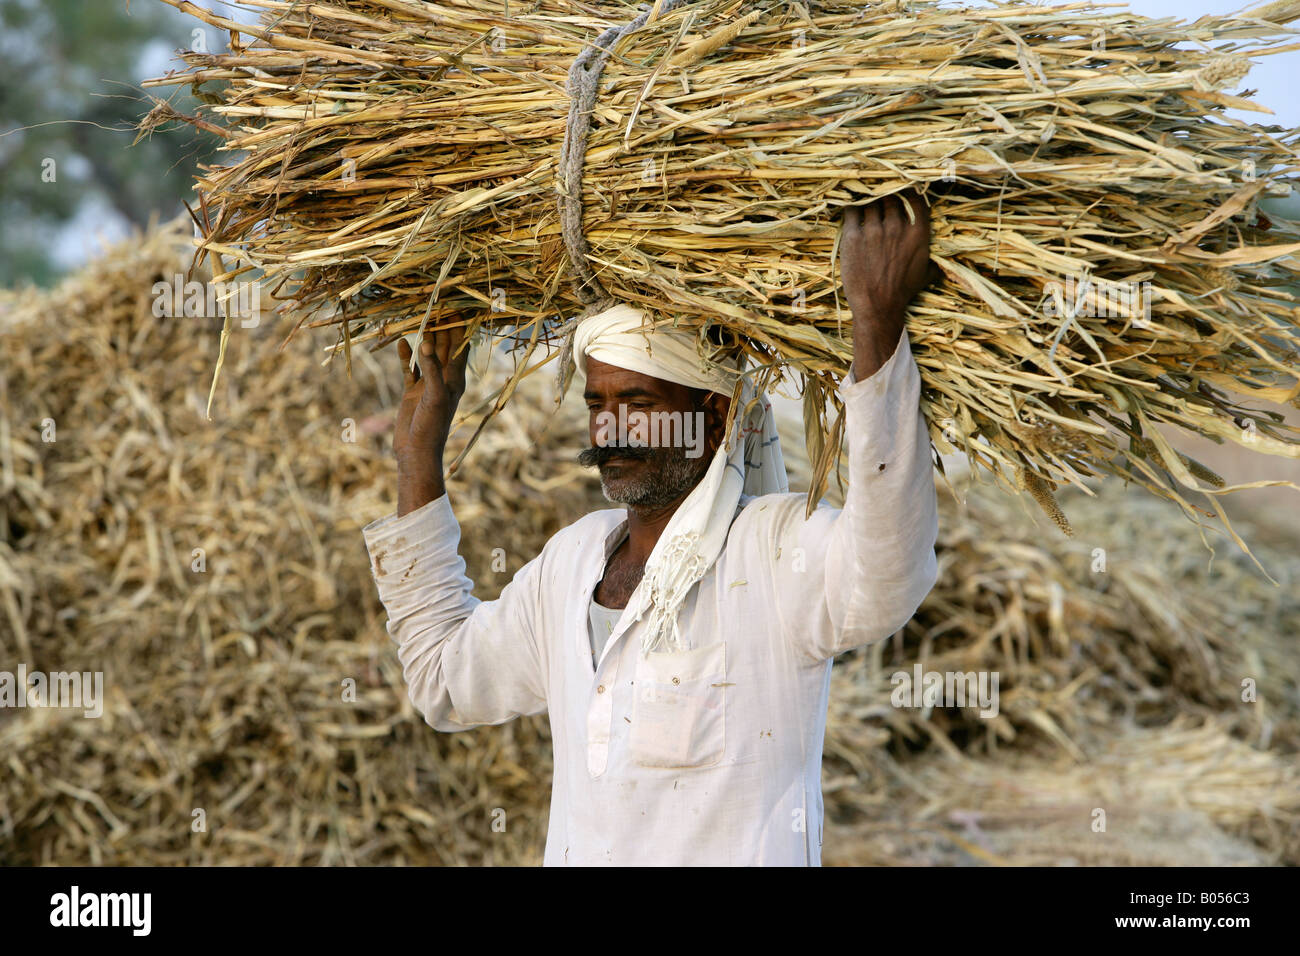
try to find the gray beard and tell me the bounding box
[595,446,711,509]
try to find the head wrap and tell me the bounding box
[572,303,788,654]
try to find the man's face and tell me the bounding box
[579,359,724,509]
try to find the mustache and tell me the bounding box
[577,444,656,468]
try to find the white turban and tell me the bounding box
[571,303,788,655]
[573,304,736,396]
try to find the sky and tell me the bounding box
[1060,0,1298,127]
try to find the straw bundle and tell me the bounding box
[144,0,1300,527]
[3,221,1296,865]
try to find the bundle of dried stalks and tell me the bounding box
[143,0,1300,531]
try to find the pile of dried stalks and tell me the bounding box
[143,0,1300,527]
[824,717,1300,865]
[0,218,595,864]
[807,452,1300,862]
[2,221,1295,865]
[822,477,1300,761]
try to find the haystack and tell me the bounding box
[824,718,1300,865]
[0,218,597,865]
[142,0,1300,527]
[816,478,1300,863]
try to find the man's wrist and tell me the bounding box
[396,462,446,517]
[849,306,905,380]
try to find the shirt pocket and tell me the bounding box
[628,641,726,769]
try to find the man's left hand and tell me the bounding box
[839,191,932,379]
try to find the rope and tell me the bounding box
[556,0,684,306]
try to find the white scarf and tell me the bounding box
[571,304,788,654]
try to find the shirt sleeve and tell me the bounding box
[362,493,548,731]
[770,326,939,662]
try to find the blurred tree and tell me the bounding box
[0,0,220,286]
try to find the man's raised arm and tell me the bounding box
[773,193,940,661]
[362,328,547,730]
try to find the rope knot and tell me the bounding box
[555,0,686,306]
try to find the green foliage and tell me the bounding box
[0,0,220,286]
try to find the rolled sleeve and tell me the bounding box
[363,494,548,730]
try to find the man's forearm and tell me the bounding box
[363,494,548,730]
[816,328,939,658]
[392,325,468,517]
[839,191,931,380]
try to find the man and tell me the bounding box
[363,194,939,865]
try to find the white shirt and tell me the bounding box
[362,330,939,865]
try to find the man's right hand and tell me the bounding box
[394,325,469,516]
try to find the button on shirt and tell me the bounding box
[362,329,939,865]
